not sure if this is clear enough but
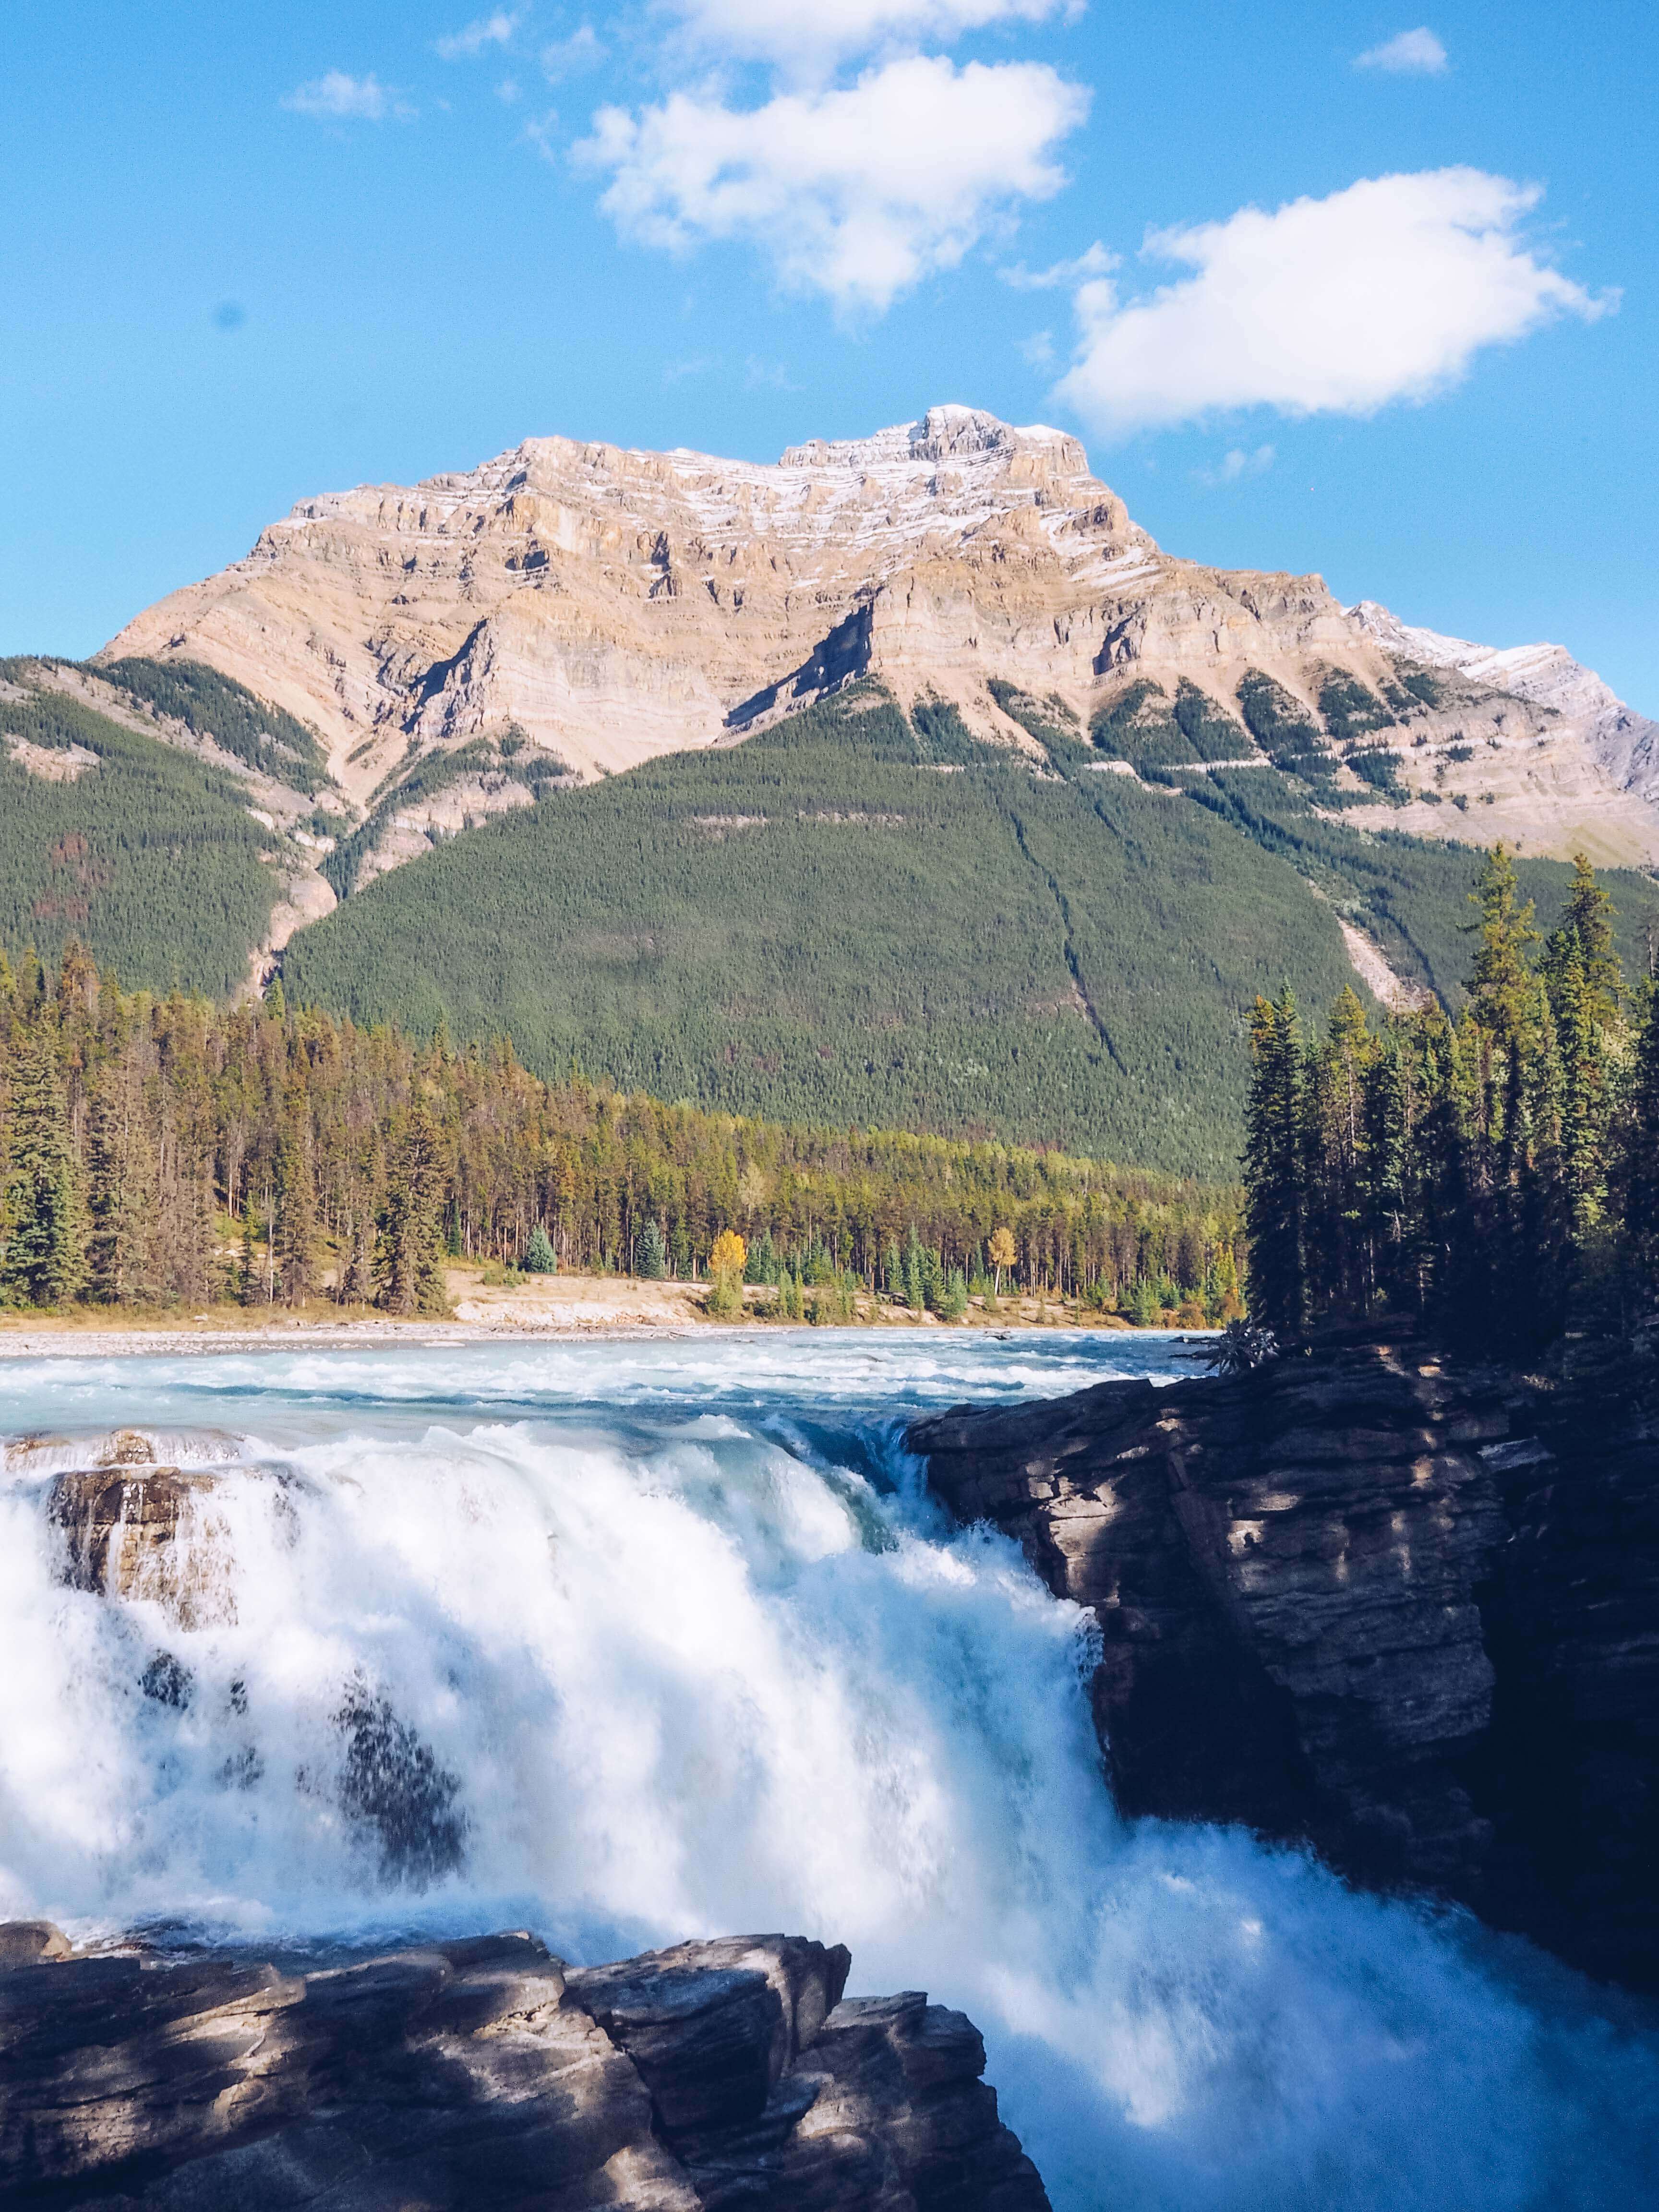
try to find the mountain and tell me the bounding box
[104,404,1659,889]
[16,403,1651,1169]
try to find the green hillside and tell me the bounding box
[0,663,280,997]
[283,686,1659,1174]
[92,655,329,794]
[265,689,1375,1172]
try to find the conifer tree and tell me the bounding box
[1242,986,1305,1338]
[1467,844,1541,1056]
[273,1122,315,1305]
[1550,938,1610,1239]
[1543,851,1623,1032]
[374,1105,448,1316]
[903,1225,926,1312]
[1358,1031,1408,1311]
[238,1196,261,1308]
[636,1217,666,1278]
[0,1028,87,1306]
[86,1046,157,1304]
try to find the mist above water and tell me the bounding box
[2,1333,1656,2211]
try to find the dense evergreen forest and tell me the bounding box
[94,656,330,794]
[1243,849,1659,1353]
[0,661,282,998]
[0,946,1243,1321]
[10,654,1659,1186]
[282,685,1659,1175]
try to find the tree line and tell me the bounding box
[0,944,1243,1319]
[1243,847,1659,1352]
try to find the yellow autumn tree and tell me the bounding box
[710,1228,747,1277]
[707,1227,748,1320]
[987,1225,1017,1294]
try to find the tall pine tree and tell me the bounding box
[374,1105,449,1316]
[1,1029,87,1306]
[1243,986,1305,1338]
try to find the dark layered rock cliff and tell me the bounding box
[909,1332,1659,1988]
[0,1923,1047,2210]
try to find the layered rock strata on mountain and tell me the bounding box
[908,1333,1659,1988]
[0,1925,1048,2211]
[105,404,1657,866]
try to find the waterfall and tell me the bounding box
[1,1335,1656,2210]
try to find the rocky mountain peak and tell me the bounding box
[100,404,1659,876]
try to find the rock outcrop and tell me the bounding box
[102,404,1658,867]
[0,1925,1047,2211]
[908,1331,1659,1989]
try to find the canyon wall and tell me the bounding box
[910,1331,1659,1989]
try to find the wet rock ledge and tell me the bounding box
[0,1923,1047,2210]
[908,1329,1659,1990]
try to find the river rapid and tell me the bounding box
[1,1330,1656,2211]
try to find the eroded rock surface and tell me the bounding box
[102,404,1659,866]
[909,1333,1659,1988]
[0,1927,1047,2211]
[47,1443,236,1631]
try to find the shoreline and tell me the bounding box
[0,1285,1182,1361]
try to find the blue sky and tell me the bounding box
[3,1,1654,709]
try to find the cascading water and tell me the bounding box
[2,1332,1656,2210]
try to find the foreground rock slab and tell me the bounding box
[909,1332,1659,1989]
[0,1926,1047,2211]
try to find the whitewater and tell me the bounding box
[2,1330,1656,2210]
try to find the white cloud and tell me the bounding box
[1019,329,1056,366]
[673,0,1073,73]
[435,11,523,61]
[542,25,605,80]
[1000,239,1114,288]
[1055,169,1614,437]
[578,55,1088,311]
[1355,27,1448,74]
[1196,443,1275,485]
[283,71,404,121]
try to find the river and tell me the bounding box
[2,1331,1656,2209]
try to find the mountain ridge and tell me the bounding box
[103,403,1659,885]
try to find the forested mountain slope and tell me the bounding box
[0,656,349,998]
[0,664,283,998]
[281,689,1659,1175]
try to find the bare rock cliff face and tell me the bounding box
[0,1925,1047,2211]
[87,408,1429,802]
[908,1334,1659,1989]
[101,405,1659,872]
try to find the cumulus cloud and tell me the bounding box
[673,0,1073,73]
[283,71,404,120]
[1055,169,1613,437]
[578,55,1088,311]
[435,11,523,61]
[1355,27,1448,74]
